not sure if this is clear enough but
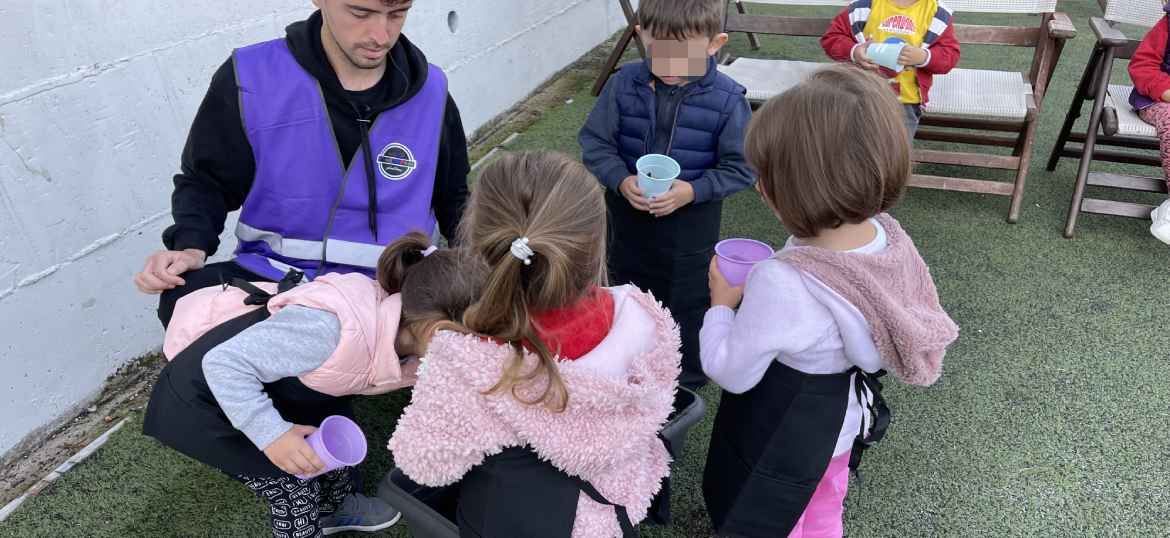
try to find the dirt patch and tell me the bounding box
[0,354,163,508]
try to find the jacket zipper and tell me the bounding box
[664,85,691,155]
[643,82,708,156]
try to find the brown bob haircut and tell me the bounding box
[746,64,911,238]
[637,0,725,40]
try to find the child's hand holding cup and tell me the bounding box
[709,257,744,309]
[897,45,928,67]
[709,238,775,308]
[852,39,881,71]
[636,154,681,200]
[264,424,326,477]
[264,415,368,480]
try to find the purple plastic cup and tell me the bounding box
[296,415,367,480]
[715,239,774,287]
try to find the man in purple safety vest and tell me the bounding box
[135,0,470,329]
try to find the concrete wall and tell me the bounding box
[0,0,631,459]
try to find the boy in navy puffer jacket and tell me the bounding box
[578,0,754,390]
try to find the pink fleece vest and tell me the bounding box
[163,273,416,397]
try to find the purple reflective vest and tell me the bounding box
[232,38,446,281]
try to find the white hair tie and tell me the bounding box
[510,237,534,265]
[421,245,439,257]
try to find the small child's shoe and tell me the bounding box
[320,493,402,535]
[1151,198,1170,245]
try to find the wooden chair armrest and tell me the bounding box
[1048,12,1077,40]
[1089,16,1127,47]
[1101,103,1120,137]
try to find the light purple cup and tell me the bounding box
[296,415,368,480]
[715,239,775,287]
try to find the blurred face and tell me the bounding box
[314,0,413,70]
[638,28,728,86]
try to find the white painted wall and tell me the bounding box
[0,0,632,459]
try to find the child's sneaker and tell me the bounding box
[320,493,402,535]
[1151,198,1170,245]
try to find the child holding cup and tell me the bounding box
[143,232,486,537]
[699,65,958,537]
[578,0,754,390]
[820,0,961,137]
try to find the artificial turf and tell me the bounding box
[3,2,1168,536]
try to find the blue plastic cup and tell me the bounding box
[867,42,905,73]
[636,154,680,198]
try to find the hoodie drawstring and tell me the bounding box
[357,112,379,242]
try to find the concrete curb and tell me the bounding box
[470,132,521,173]
[0,418,129,522]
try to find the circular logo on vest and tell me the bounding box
[377,143,417,181]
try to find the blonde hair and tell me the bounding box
[746,64,910,238]
[458,151,608,411]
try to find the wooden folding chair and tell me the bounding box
[718,0,1076,223]
[591,0,645,97]
[1046,0,1167,238]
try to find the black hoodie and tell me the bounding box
[163,11,470,256]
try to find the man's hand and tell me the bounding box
[134,248,207,294]
[619,175,650,212]
[263,425,325,477]
[852,40,880,71]
[709,257,744,309]
[1160,89,1170,103]
[897,45,929,67]
[649,181,695,218]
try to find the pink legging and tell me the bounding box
[787,451,852,538]
[1138,103,1170,188]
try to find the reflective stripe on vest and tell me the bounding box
[236,222,387,270]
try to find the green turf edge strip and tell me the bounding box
[0,418,129,523]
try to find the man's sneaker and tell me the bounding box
[320,493,402,535]
[1151,198,1170,245]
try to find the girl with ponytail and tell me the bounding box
[143,232,486,537]
[388,151,683,538]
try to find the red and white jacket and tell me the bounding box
[820,0,962,107]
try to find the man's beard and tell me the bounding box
[342,47,388,70]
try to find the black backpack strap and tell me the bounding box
[230,278,276,306]
[574,479,639,538]
[276,269,304,293]
[228,269,304,306]
[849,368,893,481]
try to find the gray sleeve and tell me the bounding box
[203,305,342,451]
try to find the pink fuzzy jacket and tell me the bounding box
[387,285,682,538]
[779,214,959,386]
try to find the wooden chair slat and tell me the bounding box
[1086,172,1167,193]
[910,175,1017,196]
[1081,198,1157,219]
[914,150,1021,170]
